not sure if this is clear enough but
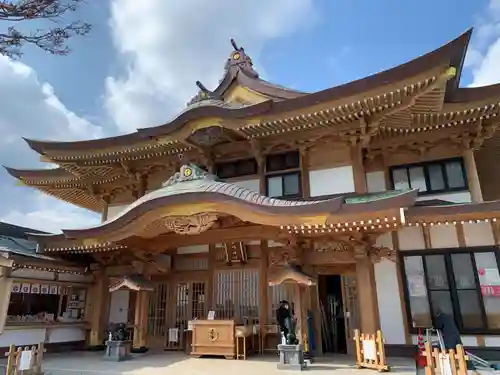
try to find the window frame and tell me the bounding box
[215,158,258,180]
[265,171,302,199]
[264,150,303,199]
[389,158,468,195]
[399,246,500,335]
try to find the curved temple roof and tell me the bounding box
[32,164,418,244]
[18,28,493,156]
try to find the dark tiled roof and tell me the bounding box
[0,221,49,239]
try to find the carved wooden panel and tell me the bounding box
[268,246,299,266]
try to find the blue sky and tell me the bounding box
[0,0,499,232]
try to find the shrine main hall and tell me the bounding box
[2,29,500,359]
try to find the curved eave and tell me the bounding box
[446,84,500,103]
[21,132,147,155]
[406,200,500,223]
[61,192,345,240]
[18,30,472,156]
[3,166,75,181]
[61,189,418,242]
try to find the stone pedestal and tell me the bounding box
[277,344,306,371]
[103,340,132,362]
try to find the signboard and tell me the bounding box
[18,350,33,371]
[362,340,376,360]
[481,285,500,296]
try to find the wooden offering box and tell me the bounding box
[190,320,235,359]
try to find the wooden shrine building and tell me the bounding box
[3,29,500,357]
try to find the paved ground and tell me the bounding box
[1,351,416,375]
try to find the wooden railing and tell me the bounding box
[3,342,45,375]
[353,329,390,372]
[424,342,469,375]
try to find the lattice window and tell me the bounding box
[174,257,208,271]
[214,269,259,321]
[148,282,168,337]
[267,284,296,324]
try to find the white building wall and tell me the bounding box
[107,205,127,221]
[309,166,355,197]
[374,233,406,345]
[366,171,386,193]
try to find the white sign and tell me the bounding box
[362,340,377,361]
[19,350,33,370]
[168,328,179,343]
[207,310,216,320]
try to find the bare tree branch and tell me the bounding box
[0,0,91,58]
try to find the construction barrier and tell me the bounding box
[424,341,469,375]
[3,342,45,375]
[353,329,390,372]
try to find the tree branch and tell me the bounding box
[0,0,91,57]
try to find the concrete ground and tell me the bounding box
[1,351,416,375]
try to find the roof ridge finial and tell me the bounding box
[187,81,221,106]
[224,38,259,79]
[231,38,240,51]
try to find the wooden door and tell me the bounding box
[164,280,207,350]
[341,275,359,355]
[147,281,168,349]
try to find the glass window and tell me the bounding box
[474,252,500,329]
[409,166,427,192]
[404,256,432,328]
[425,255,449,290]
[446,161,466,189]
[404,250,500,333]
[428,165,446,191]
[267,176,283,197]
[393,168,410,190]
[451,253,483,329]
[283,173,300,196]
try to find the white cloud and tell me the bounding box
[0,56,102,233]
[105,0,318,133]
[468,0,500,86]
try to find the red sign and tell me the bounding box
[481,285,500,296]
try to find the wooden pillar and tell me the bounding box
[259,240,269,327]
[133,291,149,350]
[463,148,483,202]
[299,147,310,198]
[354,246,380,334]
[88,270,110,347]
[207,244,216,311]
[0,262,13,335]
[350,143,367,193]
[101,195,110,223]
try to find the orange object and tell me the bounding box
[416,328,426,368]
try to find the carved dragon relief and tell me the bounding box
[164,213,218,235]
[311,235,397,264]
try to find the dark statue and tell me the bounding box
[103,323,132,362]
[276,300,298,345]
[105,323,130,342]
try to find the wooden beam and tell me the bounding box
[136,225,291,249]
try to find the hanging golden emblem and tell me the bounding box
[207,328,219,342]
